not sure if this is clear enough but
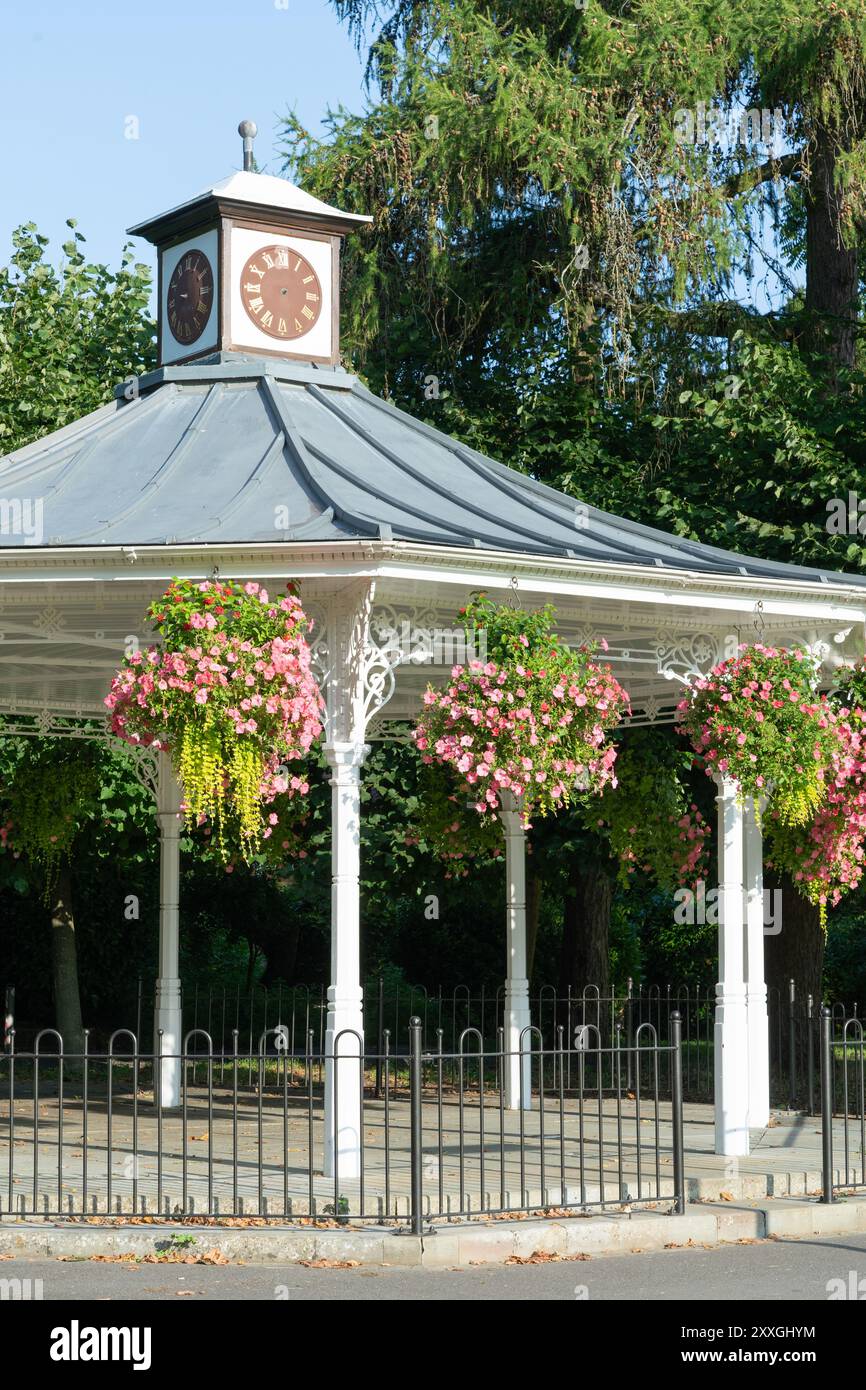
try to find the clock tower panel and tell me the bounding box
[226,223,336,363]
[159,228,219,366]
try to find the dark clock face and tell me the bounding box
[166,248,214,346]
[240,244,322,340]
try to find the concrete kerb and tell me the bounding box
[2,1194,866,1267]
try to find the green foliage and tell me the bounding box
[824,900,866,1006]
[3,743,101,902]
[588,729,711,891]
[290,0,752,393]
[459,592,569,664]
[0,223,155,453]
[409,761,502,873]
[649,336,866,570]
[0,736,157,904]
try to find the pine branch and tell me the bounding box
[720,151,802,200]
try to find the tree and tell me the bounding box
[281,1,866,557]
[0,222,155,454]
[0,737,157,1049]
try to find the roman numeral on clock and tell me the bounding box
[239,243,323,342]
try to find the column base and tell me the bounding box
[714,984,750,1155]
[154,977,182,1109]
[503,977,532,1111]
[324,991,364,1179]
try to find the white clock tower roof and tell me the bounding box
[128,169,372,240]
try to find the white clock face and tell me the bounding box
[160,228,219,364]
[229,227,333,359]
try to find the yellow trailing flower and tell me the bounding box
[772,771,826,828]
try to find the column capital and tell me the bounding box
[154,749,183,818]
[498,787,526,833]
[311,580,402,746]
[155,809,182,839]
[323,740,370,777]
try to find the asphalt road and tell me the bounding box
[6,1232,866,1300]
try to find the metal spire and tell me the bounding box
[238,119,257,173]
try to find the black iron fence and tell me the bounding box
[0,1017,686,1227]
[102,976,857,1110]
[821,1008,866,1202]
[6,971,855,1112]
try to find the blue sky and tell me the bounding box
[1,0,368,280]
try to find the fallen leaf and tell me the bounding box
[299,1259,360,1269]
[505,1252,557,1265]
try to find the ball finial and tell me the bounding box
[238,119,258,172]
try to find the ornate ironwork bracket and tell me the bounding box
[309,584,405,745]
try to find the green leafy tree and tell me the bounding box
[281,1,866,559]
[0,738,156,1050]
[0,222,155,454]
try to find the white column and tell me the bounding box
[499,791,531,1110]
[154,751,183,1108]
[714,776,750,1154]
[323,741,368,1178]
[743,796,770,1127]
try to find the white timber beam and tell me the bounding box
[714,776,751,1155]
[499,790,532,1110]
[154,750,183,1109]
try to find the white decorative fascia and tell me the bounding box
[3,539,865,617]
[0,704,109,737]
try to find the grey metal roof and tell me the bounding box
[0,352,863,587]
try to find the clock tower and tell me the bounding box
[128,120,371,367]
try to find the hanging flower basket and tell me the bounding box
[105,578,323,856]
[413,594,630,822]
[678,643,838,826]
[766,660,866,919]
